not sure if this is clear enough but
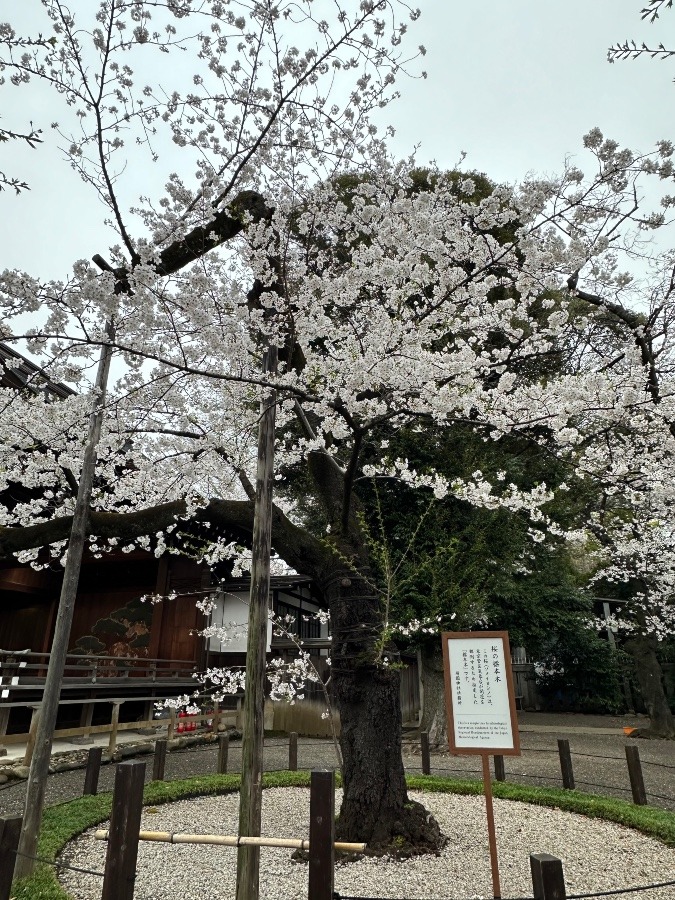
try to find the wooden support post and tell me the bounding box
[83,746,103,796]
[80,701,95,739]
[481,752,501,900]
[0,705,9,757]
[218,734,229,774]
[494,754,505,783]
[530,852,566,900]
[557,739,575,790]
[625,745,647,805]
[0,814,22,900]
[308,770,335,900]
[152,739,167,782]
[108,702,122,756]
[167,708,175,741]
[23,706,41,767]
[0,665,14,756]
[289,732,298,772]
[420,730,431,775]
[14,327,115,882]
[101,761,146,900]
[212,701,220,734]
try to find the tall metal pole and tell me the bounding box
[235,341,278,900]
[14,323,114,879]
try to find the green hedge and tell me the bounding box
[10,771,675,899]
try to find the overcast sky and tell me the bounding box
[1,0,671,280]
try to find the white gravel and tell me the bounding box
[58,788,675,900]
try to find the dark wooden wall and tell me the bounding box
[1,552,207,666]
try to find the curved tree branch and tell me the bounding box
[0,495,331,578]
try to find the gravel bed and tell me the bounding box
[58,787,675,900]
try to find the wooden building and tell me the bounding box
[0,545,328,738]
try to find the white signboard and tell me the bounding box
[442,631,520,756]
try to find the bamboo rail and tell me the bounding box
[94,829,366,853]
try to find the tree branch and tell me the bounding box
[0,496,331,577]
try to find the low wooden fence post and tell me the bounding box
[557,739,575,790]
[625,745,647,805]
[530,852,566,900]
[218,734,229,774]
[152,739,167,782]
[0,814,22,900]
[308,769,335,900]
[420,731,431,775]
[101,760,146,900]
[289,732,298,772]
[108,701,122,756]
[494,754,505,782]
[83,746,103,796]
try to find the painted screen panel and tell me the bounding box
[446,635,516,750]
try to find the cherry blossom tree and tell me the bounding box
[0,24,52,192]
[608,1,675,69]
[3,0,675,877]
[0,0,432,884]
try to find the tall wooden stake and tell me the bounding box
[481,752,501,900]
[14,324,114,879]
[235,341,278,900]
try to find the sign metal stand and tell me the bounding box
[442,631,521,900]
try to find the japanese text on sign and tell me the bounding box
[444,634,517,752]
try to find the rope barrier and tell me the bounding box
[645,790,675,804]
[640,759,675,772]
[568,751,675,772]
[573,779,633,794]
[330,879,675,900]
[566,878,675,897]
[333,893,534,900]
[11,846,105,878]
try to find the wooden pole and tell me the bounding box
[625,745,647,805]
[15,325,114,880]
[235,299,279,900]
[420,731,431,775]
[530,852,566,899]
[23,706,41,767]
[101,761,146,900]
[493,755,505,783]
[152,739,167,782]
[557,739,575,790]
[481,753,501,900]
[218,734,230,774]
[80,701,95,739]
[167,708,175,741]
[289,732,298,772]
[308,770,335,900]
[0,814,22,900]
[83,746,103,796]
[108,701,122,756]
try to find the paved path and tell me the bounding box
[0,713,672,818]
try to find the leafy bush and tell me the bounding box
[534,629,626,714]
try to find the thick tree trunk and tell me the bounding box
[625,634,675,738]
[324,569,445,856]
[419,643,448,750]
